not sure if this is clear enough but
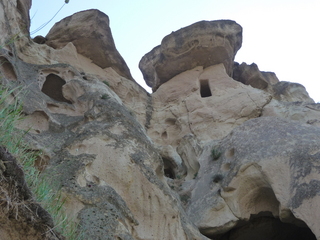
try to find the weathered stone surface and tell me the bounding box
[187,117,319,239]
[1,0,320,239]
[233,62,273,90]
[233,62,315,103]
[272,81,315,103]
[45,9,133,80]
[140,20,242,91]
[262,100,320,127]
[148,63,272,146]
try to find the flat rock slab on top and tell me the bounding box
[139,20,242,91]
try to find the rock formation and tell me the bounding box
[139,20,242,91]
[45,9,133,80]
[0,0,320,239]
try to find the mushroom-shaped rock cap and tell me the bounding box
[45,9,133,80]
[139,20,242,91]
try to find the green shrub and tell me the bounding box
[103,80,110,86]
[211,148,221,160]
[193,172,198,179]
[101,93,110,100]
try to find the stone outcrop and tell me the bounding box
[45,9,133,80]
[148,63,272,146]
[272,81,315,103]
[233,62,274,90]
[233,62,315,103]
[139,20,242,91]
[187,117,319,239]
[0,0,320,239]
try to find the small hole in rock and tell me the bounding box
[165,118,176,125]
[164,168,175,179]
[163,157,177,179]
[222,163,231,171]
[161,131,168,139]
[225,148,235,158]
[213,174,223,183]
[200,79,212,98]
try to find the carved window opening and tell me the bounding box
[200,79,212,98]
[41,74,71,104]
[163,158,176,179]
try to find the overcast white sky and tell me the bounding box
[30,0,319,102]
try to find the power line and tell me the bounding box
[30,3,67,36]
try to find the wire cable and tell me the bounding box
[30,3,66,36]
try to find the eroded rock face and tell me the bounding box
[45,9,133,80]
[1,0,320,239]
[233,62,314,103]
[233,62,274,90]
[187,117,319,239]
[272,81,315,103]
[140,20,242,91]
[148,63,272,146]
[0,1,207,239]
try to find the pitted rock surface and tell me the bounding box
[1,0,320,239]
[187,117,319,239]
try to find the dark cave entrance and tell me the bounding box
[200,79,212,98]
[41,74,72,104]
[205,215,316,240]
[162,157,176,179]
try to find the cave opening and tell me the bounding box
[206,215,316,240]
[41,74,72,104]
[200,79,212,98]
[162,157,176,179]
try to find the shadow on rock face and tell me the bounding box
[41,73,72,104]
[211,215,316,240]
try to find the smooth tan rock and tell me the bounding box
[46,9,133,80]
[148,63,272,147]
[140,20,242,91]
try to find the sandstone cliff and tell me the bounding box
[0,1,319,239]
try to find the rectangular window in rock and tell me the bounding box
[200,79,212,98]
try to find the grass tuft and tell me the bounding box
[211,148,222,161]
[0,86,82,239]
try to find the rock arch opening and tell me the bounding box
[41,74,72,104]
[200,79,212,98]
